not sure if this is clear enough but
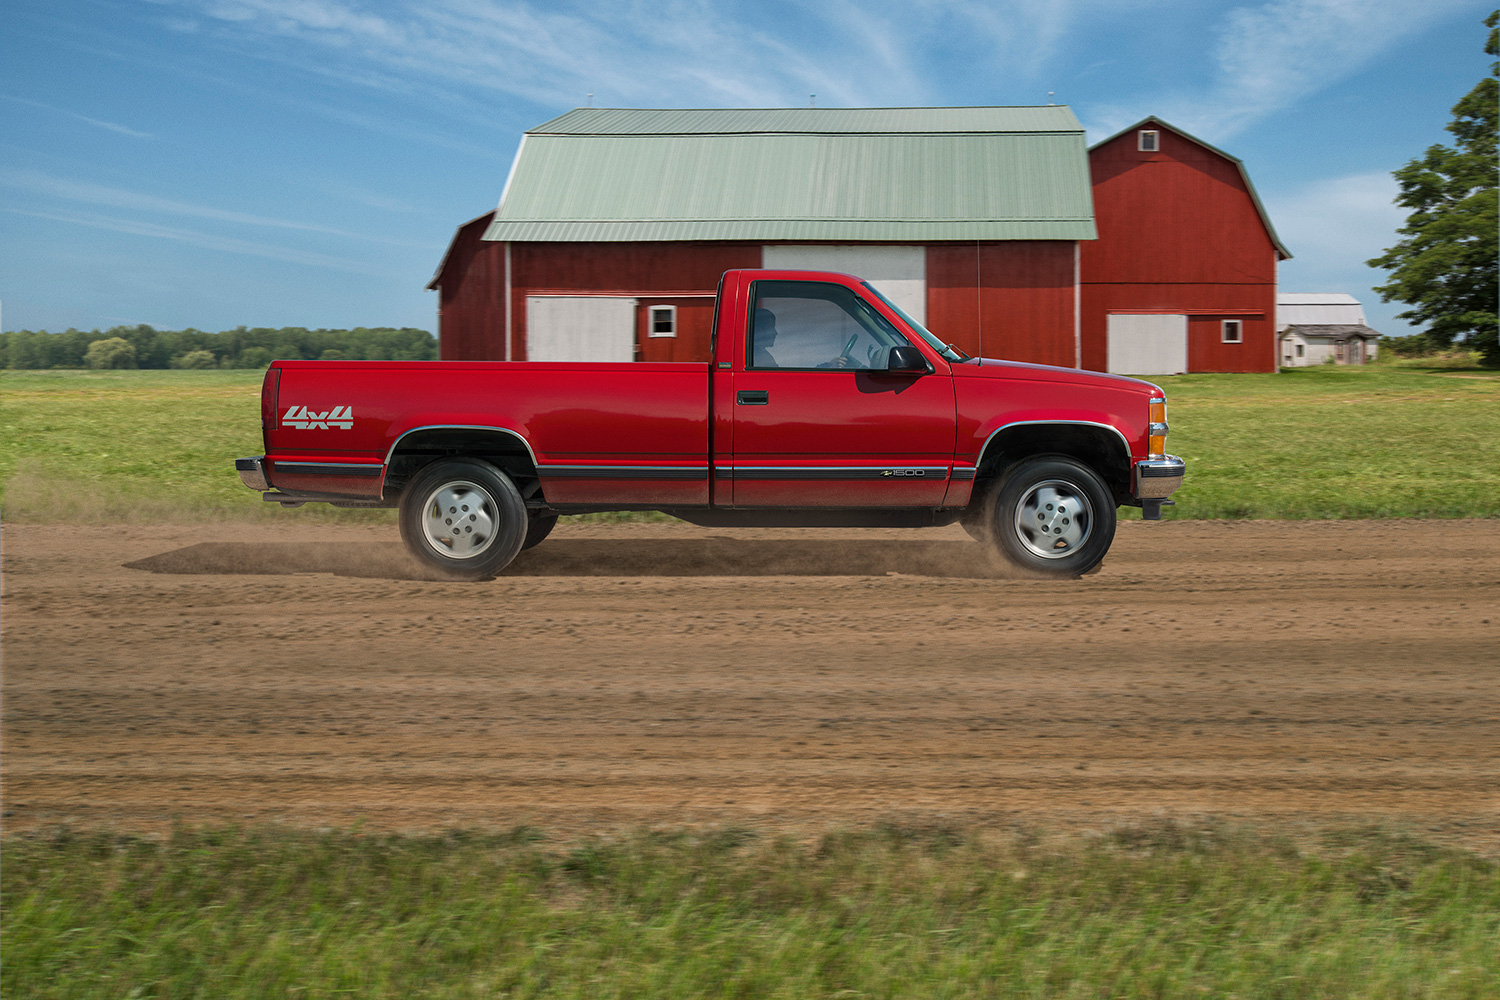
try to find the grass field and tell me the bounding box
[2,362,1498,522]
[0,370,380,524]
[1163,360,1500,518]
[3,824,1496,999]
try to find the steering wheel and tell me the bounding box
[817,334,860,369]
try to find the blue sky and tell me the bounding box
[1,0,1493,338]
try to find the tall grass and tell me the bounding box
[1150,363,1499,518]
[2,364,1497,522]
[2,824,1496,999]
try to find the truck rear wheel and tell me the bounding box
[984,456,1115,578]
[398,459,527,581]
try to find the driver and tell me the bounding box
[752,308,781,368]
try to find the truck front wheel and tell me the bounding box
[984,456,1115,578]
[398,459,528,580]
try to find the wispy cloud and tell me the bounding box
[915,0,1078,81]
[180,0,789,107]
[6,207,400,276]
[1,94,152,138]
[0,167,439,249]
[166,0,1090,110]
[1265,171,1404,287]
[1085,0,1473,141]
[1269,171,1404,258]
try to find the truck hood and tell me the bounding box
[955,357,1163,396]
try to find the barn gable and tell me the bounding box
[1087,116,1290,267]
[1079,117,1289,374]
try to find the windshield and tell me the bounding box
[860,282,973,363]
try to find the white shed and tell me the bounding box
[1277,293,1382,367]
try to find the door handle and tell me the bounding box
[736,390,769,405]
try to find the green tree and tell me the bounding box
[84,337,138,369]
[4,325,436,368]
[1369,10,1499,366]
[171,349,219,369]
[235,347,274,369]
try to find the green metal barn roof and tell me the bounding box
[482,107,1097,243]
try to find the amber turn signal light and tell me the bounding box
[1148,397,1167,456]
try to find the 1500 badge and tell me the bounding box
[283,405,353,430]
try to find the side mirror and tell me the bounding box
[885,345,928,373]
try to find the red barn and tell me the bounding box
[429,107,1097,367]
[430,109,1290,375]
[1081,117,1291,374]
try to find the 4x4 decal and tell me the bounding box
[283,404,353,430]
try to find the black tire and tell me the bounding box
[522,512,558,551]
[984,456,1116,578]
[398,459,527,581]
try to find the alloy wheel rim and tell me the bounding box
[420,480,497,559]
[1013,479,1093,559]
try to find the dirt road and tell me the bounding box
[3,518,1497,848]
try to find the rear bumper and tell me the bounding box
[1134,455,1185,500]
[235,456,270,491]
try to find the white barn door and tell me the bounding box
[526,296,636,362]
[762,245,927,324]
[1107,314,1187,375]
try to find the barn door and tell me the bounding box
[762,245,927,324]
[1107,314,1188,375]
[526,296,636,362]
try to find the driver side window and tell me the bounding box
[749,281,911,370]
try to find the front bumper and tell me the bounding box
[1134,455,1186,500]
[235,456,270,491]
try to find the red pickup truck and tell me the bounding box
[236,269,1184,580]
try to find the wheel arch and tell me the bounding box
[382,425,542,503]
[974,421,1132,504]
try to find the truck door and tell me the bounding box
[725,278,955,507]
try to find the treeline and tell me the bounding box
[0,325,437,369]
[1378,332,1485,359]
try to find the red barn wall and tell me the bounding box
[435,236,1079,366]
[508,242,762,361]
[432,213,505,361]
[926,242,1077,366]
[635,297,718,362]
[1081,124,1279,373]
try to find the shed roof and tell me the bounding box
[483,107,1097,243]
[1277,293,1367,329]
[1279,324,1383,342]
[1090,117,1291,260]
[1279,293,1361,306]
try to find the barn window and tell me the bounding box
[1138,129,1159,152]
[648,305,676,338]
[1296,344,1305,358]
[1222,319,1243,344]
